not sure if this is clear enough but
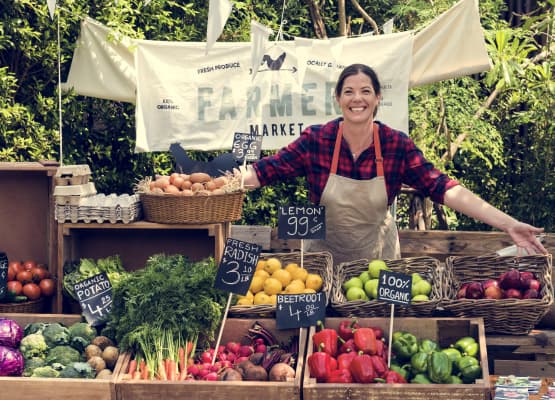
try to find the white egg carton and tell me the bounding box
[55,193,142,224]
[54,182,98,205]
[54,164,92,185]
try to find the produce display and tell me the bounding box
[121,320,299,381]
[0,317,119,379]
[1,260,55,303]
[136,172,241,196]
[341,259,432,302]
[456,268,542,300]
[236,257,324,306]
[307,318,483,385]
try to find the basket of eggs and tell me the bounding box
[135,172,245,224]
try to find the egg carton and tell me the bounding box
[55,164,92,185]
[55,193,142,224]
[54,182,97,205]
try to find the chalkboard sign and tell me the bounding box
[0,252,7,299]
[74,272,113,326]
[232,132,263,162]
[278,205,325,240]
[215,238,261,295]
[377,270,412,306]
[276,292,327,329]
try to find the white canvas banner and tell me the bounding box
[206,0,233,54]
[134,32,413,152]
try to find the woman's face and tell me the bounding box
[336,72,381,124]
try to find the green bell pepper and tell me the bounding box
[445,375,463,384]
[410,351,430,374]
[427,351,452,383]
[441,347,462,373]
[391,331,419,360]
[454,336,478,357]
[418,338,439,354]
[456,355,479,371]
[410,373,432,384]
[457,355,482,383]
[389,363,411,381]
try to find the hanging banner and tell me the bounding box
[135,32,412,152]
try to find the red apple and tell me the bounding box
[465,281,484,299]
[482,279,499,290]
[528,279,541,292]
[523,288,540,299]
[504,288,523,299]
[499,269,521,290]
[457,283,469,299]
[519,271,536,289]
[484,285,504,300]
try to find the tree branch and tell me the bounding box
[338,0,347,36]
[349,0,380,35]
[305,0,328,39]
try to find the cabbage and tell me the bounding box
[0,318,23,348]
[0,345,24,376]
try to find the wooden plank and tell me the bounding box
[513,345,555,355]
[230,224,272,250]
[494,360,555,376]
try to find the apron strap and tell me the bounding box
[331,122,384,176]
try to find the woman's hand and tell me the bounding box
[233,165,261,190]
[506,221,547,255]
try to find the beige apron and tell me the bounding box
[307,123,401,266]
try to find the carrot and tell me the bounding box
[178,347,186,374]
[167,359,177,381]
[158,360,167,381]
[127,358,138,375]
[141,364,149,380]
[139,359,146,375]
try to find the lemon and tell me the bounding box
[254,269,270,279]
[253,291,272,305]
[264,257,282,274]
[291,267,309,282]
[303,288,317,294]
[305,273,323,291]
[285,279,305,294]
[272,269,292,287]
[256,260,267,271]
[269,294,277,305]
[244,290,254,299]
[264,277,283,295]
[285,263,300,275]
[249,275,265,294]
[236,297,253,305]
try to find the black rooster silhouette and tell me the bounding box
[169,143,240,177]
[261,52,287,70]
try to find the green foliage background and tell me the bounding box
[0,0,553,231]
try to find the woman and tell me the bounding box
[238,63,547,265]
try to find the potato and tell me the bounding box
[189,172,211,183]
[85,344,103,359]
[101,346,120,369]
[88,356,107,373]
[268,362,295,381]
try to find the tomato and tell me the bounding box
[7,267,16,281]
[23,283,41,300]
[39,278,56,297]
[16,270,33,285]
[31,266,49,283]
[7,281,23,296]
[9,261,25,275]
[23,260,37,271]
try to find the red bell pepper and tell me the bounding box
[353,327,377,355]
[339,338,356,354]
[371,326,384,340]
[350,353,376,383]
[338,318,360,341]
[312,320,338,357]
[337,351,357,370]
[375,339,386,359]
[307,349,333,383]
[326,368,353,383]
[370,354,388,378]
[330,355,338,371]
[384,369,407,383]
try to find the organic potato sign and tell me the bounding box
[277,205,325,240]
[377,269,412,306]
[215,238,261,295]
[232,132,263,162]
[276,292,326,329]
[74,272,113,326]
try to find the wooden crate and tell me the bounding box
[303,317,490,400]
[0,313,124,400]
[115,318,306,400]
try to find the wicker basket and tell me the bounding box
[442,254,553,335]
[228,251,334,317]
[331,256,443,317]
[0,297,47,313]
[140,190,245,224]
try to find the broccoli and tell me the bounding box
[19,333,48,359]
[31,365,60,378]
[22,356,46,377]
[68,322,97,352]
[45,345,82,366]
[23,322,47,337]
[42,323,71,348]
[59,362,96,379]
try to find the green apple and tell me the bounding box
[412,294,430,302]
[346,286,368,301]
[411,279,432,297]
[364,278,379,299]
[358,271,371,285]
[368,259,389,279]
[412,272,423,284]
[343,276,363,292]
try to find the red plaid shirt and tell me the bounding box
[252,118,459,205]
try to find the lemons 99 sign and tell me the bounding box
[278,206,326,240]
[215,238,261,295]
